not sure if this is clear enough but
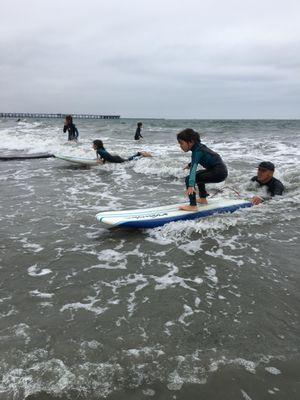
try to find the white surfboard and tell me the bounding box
[0,152,54,161]
[95,198,252,229]
[54,154,99,166]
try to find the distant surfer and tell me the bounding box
[134,122,143,141]
[251,161,284,205]
[93,140,152,163]
[177,128,228,211]
[63,115,79,141]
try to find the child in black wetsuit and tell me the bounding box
[63,115,79,141]
[93,140,151,164]
[134,122,143,140]
[177,129,228,211]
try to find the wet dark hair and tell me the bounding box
[258,161,275,171]
[93,139,104,149]
[177,128,200,143]
[65,114,73,123]
[137,122,143,127]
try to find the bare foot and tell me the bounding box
[179,205,198,211]
[196,198,208,205]
[140,151,152,157]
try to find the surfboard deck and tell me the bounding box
[54,154,99,166]
[95,198,252,229]
[0,153,54,161]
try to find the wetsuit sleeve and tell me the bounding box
[188,151,202,187]
[270,180,284,196]
[63,125,67,133]
[127,152,141,161]
[98,149,117,163]
[75,126,79,139]
[98,149,107,163]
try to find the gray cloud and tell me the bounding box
[0,0,299,118]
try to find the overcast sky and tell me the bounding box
[0,0,299,118]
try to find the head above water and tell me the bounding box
[65,114,73,124]
[258,161,275,171]
[93,139,104,150]
[177,129,200,143]
[137,122,143,128]
[177,129,200,152]
[257,161,275,183]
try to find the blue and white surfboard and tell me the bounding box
[95,198,252,229]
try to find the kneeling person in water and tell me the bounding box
[251,161,284,205]
[93,140,152,163]
[177,129,228,211]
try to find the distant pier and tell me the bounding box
[0,112,120,120]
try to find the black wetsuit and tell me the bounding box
[186,142,228,206]
[134,126,143,140]
[63,123,79,141]
[251,176,284,199]
[97,148,142,163]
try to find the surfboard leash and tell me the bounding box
[210,185,241,198]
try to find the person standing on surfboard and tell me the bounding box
[93,140,151,163]
[177,129,228,211]
[63,115,79,141]
[134,122,143,141]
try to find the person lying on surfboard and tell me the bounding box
[93,140,152,164]
[177,129,228,211]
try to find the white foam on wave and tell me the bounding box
[60,295,108,316]
[0,123,109,157]
[20,238,43,253]
[85,249,128,270]
[178,238,203,254]
[0,342,288,399]
[150,263,202,292]
[265,366,282,375]
[0,125,61,153]
[241,389,253,400]
[146,205,253,247]
[60,302,107,315]
[29,290,54,299]
[178,304,194,326]
[27,264,52,277]
[133,156,185,179]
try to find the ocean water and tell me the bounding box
[0,118,299,400]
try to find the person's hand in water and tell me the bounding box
[140,151,152,157]
[252,195,263,205]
